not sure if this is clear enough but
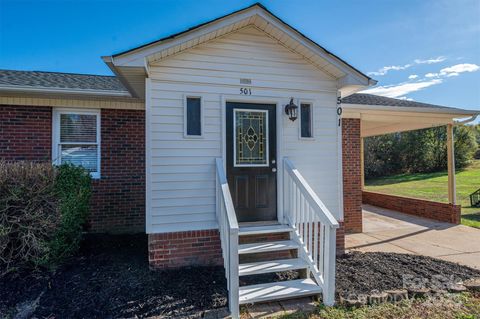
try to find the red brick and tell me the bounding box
[148,229,223,269]
[342,118,362,234]
[0,105,145,233]
[363,191,461,224]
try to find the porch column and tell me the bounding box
[447,124,456,204]
[360,137,365,190]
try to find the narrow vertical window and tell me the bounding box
[53,109,101,178]
[186,97,202,137]
[300,103,313,138]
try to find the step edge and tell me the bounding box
[238,258,308,276]
[238,240,298,254]
[238,279,322,304]
[239,225,295,235]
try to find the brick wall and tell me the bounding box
[89,109,145,233]
[148,230,223,269]
[0,105,145,233]
[0,105,51,161]
[342,118,363,233]
[336,222,345,254]
[363,191,461,224]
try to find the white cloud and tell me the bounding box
[414,56,446,64]
[368,64,412,76]
[361,79,443,98]
[439,63,479,75]
[368,56,447,77]
[362,62,479,101]
[424,63,479,79]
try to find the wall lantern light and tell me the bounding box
[285,98,298,121]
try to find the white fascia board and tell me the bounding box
[0,85,131,97]
[255,10,372,86]
[110,6,372,86]
[342,103,479,117]
[114,8,259,67]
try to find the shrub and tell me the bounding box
[0,161,91,275]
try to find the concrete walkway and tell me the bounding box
[346,205,480,270]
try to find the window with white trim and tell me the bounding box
[184,96,203,138]
[52,109,101,178]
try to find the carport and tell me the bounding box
[341,93,479,231]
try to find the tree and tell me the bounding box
[364,125,478,179]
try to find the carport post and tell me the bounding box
[447,124,456,204]
[361,137,365,190]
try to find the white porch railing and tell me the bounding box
[283,158,340,305]
[215,158,239,318]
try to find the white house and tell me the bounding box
[1,3,478,317]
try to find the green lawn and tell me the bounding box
[364,159,480,228]
[275,293,480,319]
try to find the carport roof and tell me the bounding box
[342,93,455,110]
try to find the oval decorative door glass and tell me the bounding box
[234,109,269,166]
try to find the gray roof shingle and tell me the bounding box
[0,69,128,92]
[341,93,452,109]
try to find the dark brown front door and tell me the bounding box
[226,102,277,222]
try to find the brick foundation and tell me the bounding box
[148,230,223,269]
[342,118,363,233]
[336,222,345,254]
[363,191,461,224]
[0,105,145,233]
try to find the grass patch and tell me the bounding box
[365,160,480,228]
[275,293,480,319]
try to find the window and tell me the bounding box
[184,96,203,137]
[53,109,100,178]
[300,103,313,138]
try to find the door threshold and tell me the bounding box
[239,221,281,227]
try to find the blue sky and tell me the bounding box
[1,0,479,113]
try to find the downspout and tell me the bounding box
[454,114,479,125]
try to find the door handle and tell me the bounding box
[272,168,277,173]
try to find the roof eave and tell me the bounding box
[107,3,372,85]
[342,103,479,117]
[0,84,132,98]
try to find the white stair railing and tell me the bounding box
[283,158,339,306]
[215,158,239,318]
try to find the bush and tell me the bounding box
[0,161,91,275]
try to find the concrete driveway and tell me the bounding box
[346,205,480,270]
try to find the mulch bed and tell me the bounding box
[336,251,480,297]
[0,234,227,319]
[2,235,480,318]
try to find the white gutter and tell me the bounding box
[0,84,131,97]
[343,103,479,116]
[455,114,479,125]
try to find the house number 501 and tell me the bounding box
[240,88,252,95]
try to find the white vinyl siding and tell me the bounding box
[146,26,341,233]
[52,108,101,178]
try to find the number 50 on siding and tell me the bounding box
[240,88,252,95]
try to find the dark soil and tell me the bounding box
[0,234,227,319]
[3,236,480,318]
[336,251,480,297]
